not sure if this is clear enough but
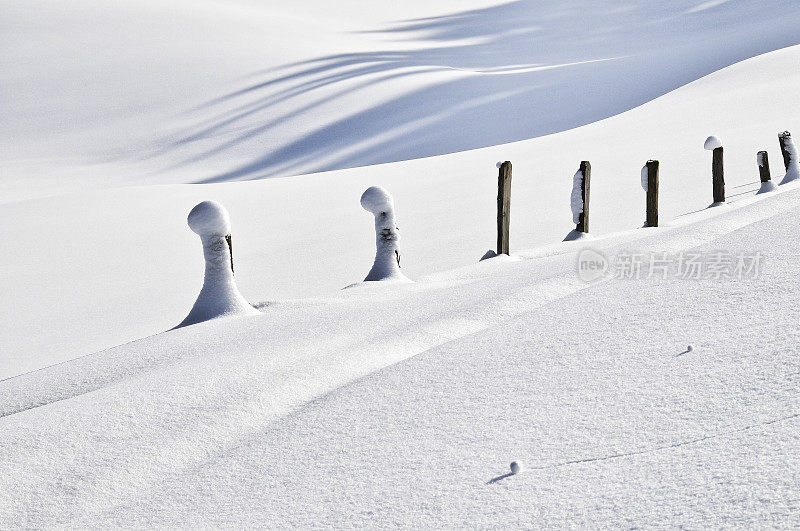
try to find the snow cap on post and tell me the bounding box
[188,200,231,237]
[177,200,259,328]
[779,131,800,184]
[704,136,722,150]
[360,186,394,215]
[360,186,411,283]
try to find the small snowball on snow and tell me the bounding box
[704,136,722,150]
[360,186,394,214]
[510,461,522,474]
[188,200,231,237]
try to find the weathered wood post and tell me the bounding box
[704,136,724,203]
[496,161,512,255]
[757,151,778,194]
[779,131,792,170]
[225,234,234,273]
[758,151,771,182]
[575,161,591,233]
[644,160,659,227]
[712,147,725,203]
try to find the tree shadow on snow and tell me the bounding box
[157,0,800,183]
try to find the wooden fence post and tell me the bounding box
[779,131,792,170]
[645,160,659,227]
[225,234,234,273]
[757,151,771,183]
[712,147,725,203]
[496,161,512,255]
[576,161,591,233]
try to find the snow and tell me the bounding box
[2,184,800,527]
[779,131,800,184]
[3,1,800,526]
[359,185,395,215]
[3,0,800,202]
[563,229,595,242]
[360,186,411,282]
[641,164,649,191]
[570,168,585,225]
[2,43,800,379]
[758,180,779,194]
[186,200,231,238]
[178,201,260,327]
[704,135,723,150]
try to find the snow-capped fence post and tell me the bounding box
[496,161,512,255]
[778,131,800,184]
[779,131,792,171]
[757,151,778,194]
[704,136,725,204]
[643,160,659,227]
[758,151,771,182]
[177,200,260,328]
[575,161,591,233]
[360,186,410,282]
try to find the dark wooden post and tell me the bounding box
[576,161,591,233]
[779,131,792,170]
[645,160,659,227]
[225,234,234,273]
[496,161,512,255]
[757,151,771,183]
[712,147,725,203]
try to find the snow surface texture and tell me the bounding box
[2,45,800,378]
[360,186,411,282]
[3,1,800,200]
[779,132,800,184]
[177,201,260,327]
[704,135,723,150]
[2,181,800,528]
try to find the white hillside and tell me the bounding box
[1,45,798,378]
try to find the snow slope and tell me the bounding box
[2,0,800,200]
[1,176,798,527]
[2,44,799,379]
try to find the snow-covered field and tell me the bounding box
[2,0,800,527]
